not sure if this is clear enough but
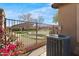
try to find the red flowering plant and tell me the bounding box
[0,27,4,43]
[0,29,17,55]
[0,38,25,56]
[0,27,25,56]
[0,43,17,56]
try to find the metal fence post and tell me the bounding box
[36,22,38,44]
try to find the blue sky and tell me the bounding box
[0,3,58,24]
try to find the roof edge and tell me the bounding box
[51,3,70,9]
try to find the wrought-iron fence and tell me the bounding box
[4,18,55,55]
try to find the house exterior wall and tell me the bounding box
[58,4,77,44]
[52,3,79,55]
[76,4,79,42]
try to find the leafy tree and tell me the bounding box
[29,15,44,24]
[19,13,32,21]
[53,13,58,23]
[38,16,44,24]
[49,13,59,34]
[19,13,44,23]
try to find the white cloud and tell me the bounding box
[28,6,57,17]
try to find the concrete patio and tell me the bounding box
[28,45,46,56]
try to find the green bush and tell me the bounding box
[22,29,36,31]
[12,28,21,31]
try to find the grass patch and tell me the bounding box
[14,31,28,34]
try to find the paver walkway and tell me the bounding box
[40,52,46,56]
[28,45,46,56]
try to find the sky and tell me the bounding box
[0,3,58,25]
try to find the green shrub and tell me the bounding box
[12,28,21,31]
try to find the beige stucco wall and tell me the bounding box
[53,3,79,55]
[77,4,79,42]
[58,4,77,43]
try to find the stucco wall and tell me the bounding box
[77,4,79,42]
[58,4,77,43]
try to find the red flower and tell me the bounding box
[0,48,10,53]
[0,43,17,56]
[2,53,9,56]
[7,44,16,50]
[0,49,3,52]
[0,27,4,33]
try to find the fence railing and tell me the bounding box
[4,18,56,55]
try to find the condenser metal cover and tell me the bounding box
[47,34,71,56]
